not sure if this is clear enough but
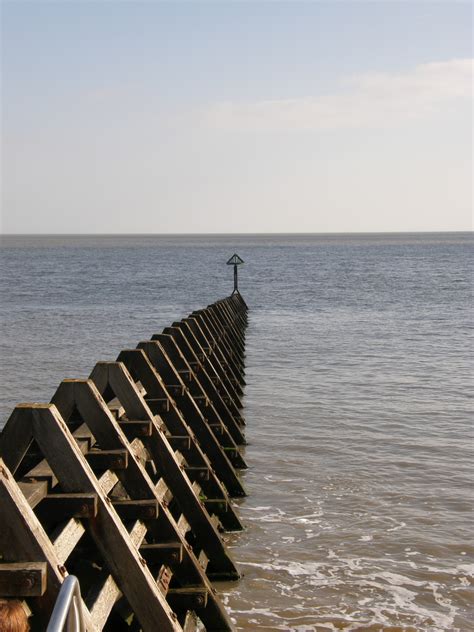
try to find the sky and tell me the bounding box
[1,0,472,234]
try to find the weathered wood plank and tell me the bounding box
[111,499,159,520]
[146,398,170,412]
[137,341,246,497]
[86,449,129,471]
[89,360,241,579]
[18,480,48,509]
[184,467,210,482]
[0,456,95,630]
[0,405,35,474]
[139,542,183,566]
[87,519,148,630]
[51,380,157,501]
[198,549,209,572]
[28,405,182,632]
[98,469,119,495]
[157,565,173,596]
[51,518,85,565]
[182,610,199,632]
[180,318,238,397]
[87,572,120,630]
[0,562,47,597]
[161,328,245,445]
[189,311,245,390]
[39,493,98,519]
[167,436,192,451]
[167,586,208,611]
[0,295,247,631]
[13,426,95,510]
[118,420,152,438]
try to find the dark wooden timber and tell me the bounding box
[0,292,248,631]
[89,360,242,573]
[154,332,246,446]
[0,562,47,597]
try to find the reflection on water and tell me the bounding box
[1,233,473,630]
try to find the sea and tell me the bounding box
[0,232,472,631]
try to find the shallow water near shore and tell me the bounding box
[1,232,473,630]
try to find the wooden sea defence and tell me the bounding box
[0,292,248,631]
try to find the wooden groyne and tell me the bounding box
[0,292,248,631]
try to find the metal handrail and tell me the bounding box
[46,575,86,632]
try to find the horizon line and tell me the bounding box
[1,230,472,238]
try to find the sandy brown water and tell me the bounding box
[1,232,473,630]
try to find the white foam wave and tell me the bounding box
[373,571,426,587]
[457,563,474,576]
[387,520,407,532]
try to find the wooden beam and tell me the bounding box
[139,542,183,566]
[51,518,85,565]
[167,587,208,611]
[178,370,193,383]
[168,313,246,436]
[18,480,48,509]
[157,565,173,596]
[28,404,182,631]
[0,562,47,597]
[111,499,159,521]
[197,549,209,572]
[0,456,95,630]
[146,398,170,413]
[182,610,199,632]
[87,572,120,630]
[89,361,242,578]
[137,341,246,498]
[87,520,148,630]
[191,395,210,408]
[51,380,158,501]
[184,467,210,482]
[166,385,186,397]
[38,493,98,519]
[98,469,119,495]
[167,436,192,451]
[85,449,129,471]
[0,405,34,474]
[118,420,152,438]
[13,425,96,510]
[203,499,228,514]
[177,514,191,537]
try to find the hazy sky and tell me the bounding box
[1,1,472,234]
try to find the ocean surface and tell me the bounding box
[0,232,473,631]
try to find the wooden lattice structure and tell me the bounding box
[0,293,248,631]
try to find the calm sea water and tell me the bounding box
[0,233,473,631]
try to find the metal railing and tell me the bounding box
[46,576,86,632]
